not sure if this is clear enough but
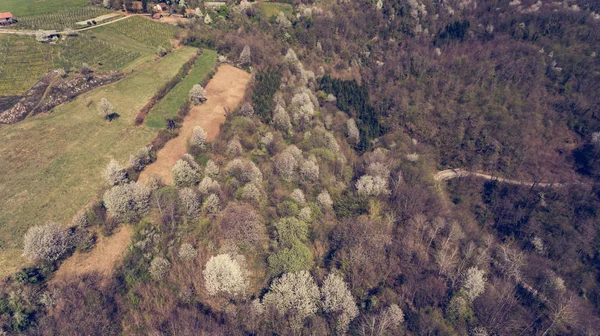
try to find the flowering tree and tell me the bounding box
[104,159,127,186]
[262,271,320,329]
[203,254,248,297]
[103,183,150,221]
[190,126,207,149]
[23,222,73,262]
[239,45,251,66]
[149,257,171,281]
[189,84,206,105]
[321,273,359,334]
[463,267,486,301]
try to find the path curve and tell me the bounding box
[434,168,572,188]
[139,64,251,184]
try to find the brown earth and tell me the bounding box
[139,64,251,184]
[52,226,133,283]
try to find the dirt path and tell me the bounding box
[434,168,573,188]
[52,225,133,283]
[139,64,250,184]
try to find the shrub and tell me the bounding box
[321,273,359,334]
[172,159,201,187]
[225,158,263,183]
[178,243,198,262]
[346,118,360,144]
[275,217,309,244]
[190,126,207,149]
[198,176,221,195]
[268,241,313,275]
[273,104,292,133]
[262,271,320,328]
[275,150,297,181]
[128,147,152,172]
[356,175,389,196]
[189,84,206,105]
[179,188,201,219]
[299,159,319,183]
[149,257,171,281]
[239,102,254,117]
[23,222,74,262]
[103,183,151,222]
[97,98,115,120]
[219,203,266,249]
[298,207,312,222]
[290,189,306,205]
[462,267,486,301]
[239,45,251,66]
[277,200,299,217]
[317,190,333,209]
[203,193,220,215]
[204,159,220,177]
[226,136,243,157]
[104,159,128,186]
[203,254,248,297]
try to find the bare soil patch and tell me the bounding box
[52,225,133,283]
[139,64,250,184]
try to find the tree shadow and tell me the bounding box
[107,113,120,122]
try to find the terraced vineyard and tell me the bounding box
[55,35,141,71]
[15,6,113,30]
[100,16,182,49]
[0,35,55,95]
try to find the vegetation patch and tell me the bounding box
[0,0,90,16]
[14,6,112,30]
[0,47,198,278]
[98,16,182,50]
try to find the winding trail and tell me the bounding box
[434,168,572,188]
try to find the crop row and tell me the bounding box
[16,6,111,30]
[103,16,181,49]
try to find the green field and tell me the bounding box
[1,0,91,17]
[255,2,293,18]
[15,6,113,30]
[0,47,208,277]
[0,35,56,95]
[145,49,218,129]
[98,16,182,50]
[0,17,180,95]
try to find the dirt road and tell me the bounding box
[434,168,571,187]
[139,64,251,184]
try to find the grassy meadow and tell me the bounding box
[1,0,91,16]
[0,47,208,277]
[255,2,293,18]
[0,16,179,95]
[145,49,218,129]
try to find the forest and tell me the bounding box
[1,0,600,335]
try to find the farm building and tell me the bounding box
[0,12,16,25]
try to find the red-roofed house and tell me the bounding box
[0,12,16,25]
